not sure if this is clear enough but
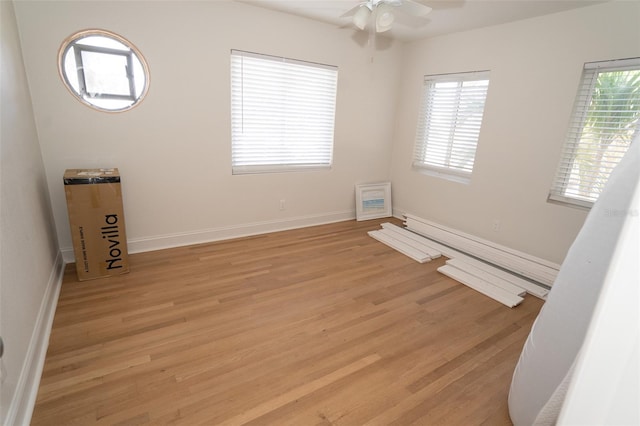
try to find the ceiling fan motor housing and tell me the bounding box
[372,0,404,7]
[349,0,432,33]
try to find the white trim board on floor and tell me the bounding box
[445,258,526,297]
[404,214,559,287]
[438,264,524,308]
[378,224,441,259]
[374,222,549,300]
[384,223,466,259]
[371,222,525,307]
[446,254,549,299]
[368,230,432,263]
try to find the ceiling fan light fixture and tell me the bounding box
[375,3,395,33]
[353,5,371,30]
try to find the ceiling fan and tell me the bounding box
[341,0,432,33]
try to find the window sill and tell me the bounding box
[412,166,471,185]
[547,194,593,211]
[232,164,332,175]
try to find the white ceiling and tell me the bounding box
[237,0,606,41]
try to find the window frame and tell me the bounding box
[57,29,150,113]
[549,57,640,209]
[230,49,338,175]
[72,44,136,101]
[412,70,491,184]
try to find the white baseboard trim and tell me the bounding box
[61,210,355,261]
[5,251,65,426]
[392,208,406,221]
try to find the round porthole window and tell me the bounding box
[58,29,149,112]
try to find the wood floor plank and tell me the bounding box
[216,354,382,426]
[32,218,544,425]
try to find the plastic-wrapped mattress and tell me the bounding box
[508,139,640,425]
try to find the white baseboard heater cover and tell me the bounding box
[404,214,559,287]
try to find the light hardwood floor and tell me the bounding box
[32,219,544,425]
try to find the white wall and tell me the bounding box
[0,1,61,423]
[390,1,640,264]
[13,0,639,266]
[14,0,402,256]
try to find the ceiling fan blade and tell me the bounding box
[398,0,432,17]
[340,3,364,18]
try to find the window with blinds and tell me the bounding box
[549,58,640,208]
[230,50,338,174]
[413,71,490,183]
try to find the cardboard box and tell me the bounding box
[64,168,129,281]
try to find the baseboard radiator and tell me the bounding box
[368,215,558,307]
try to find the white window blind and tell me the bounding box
[549,58,640,208]
[230,50,338,174]
[413,71,490,183]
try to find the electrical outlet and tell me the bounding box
[279,199,286,211]
[492,220,501,232]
